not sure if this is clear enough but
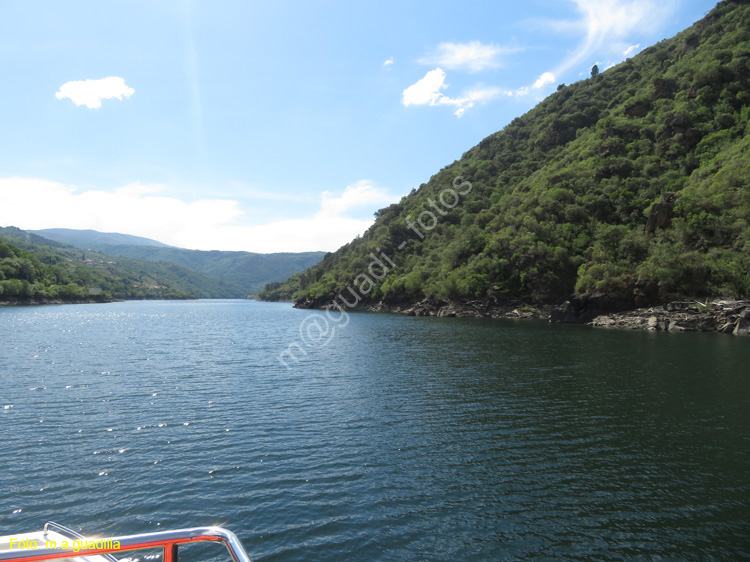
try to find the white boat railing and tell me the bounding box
[42,522,118,562]
[0,527,252,562]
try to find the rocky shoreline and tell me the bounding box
[294,295,750,336]
[588,301,750,335]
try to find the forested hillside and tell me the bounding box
[0,236,110,302]
[33,228,325,295]
[0,227,246,301]
[76,245,325,295]
[262,0,750,309]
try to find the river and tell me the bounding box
[1,300,748,561]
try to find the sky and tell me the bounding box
[0,0,719,253]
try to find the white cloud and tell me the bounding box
[532,72,556,89]
[402,68,508,117]
[383,57,394,66]
[419,41,518,72]
[319,180,388,218]
[402,68,448,107]
[512,73,558,98]
[55,77,135,109]
[0,177,391,253]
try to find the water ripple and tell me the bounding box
[1,301,749,561]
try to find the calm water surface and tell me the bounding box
[1,300,749,561]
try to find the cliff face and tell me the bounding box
[263,0,750,317]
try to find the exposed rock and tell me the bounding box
[652,78,678,99]
[646,192,676,233]
[625,102,650,118]
[549,301,583,323]
[294,296,330,310]
[594,316,616,327]
[568,300,749,335]
[369,301,390,313]
[294,294,750,337]
[669,320,685,331]
[734,318,750,336]
[437,306,457,317]
[673,318,699,331]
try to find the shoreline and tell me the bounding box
[0,297,119,307]
[6,295,748,336]
[291,296,750,336]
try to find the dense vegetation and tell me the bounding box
[77,245,325,295]
[0,236,106,301]
[262,0,750,307]
[0,227,246,301]
[33,228,325,295]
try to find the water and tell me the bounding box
[1,300,749,561]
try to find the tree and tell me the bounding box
[260,1,750,308]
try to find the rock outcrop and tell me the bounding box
[359,297,553,321]
[296,295,750,336]
[588,300,750,335]
[645,192,676,233]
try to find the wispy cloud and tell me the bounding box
[383,57,394,66]
[399,0,674,117]
[181,0,208,171]
[402,68,509,117]
[437,86,509,117]
[319,180,388,218]
[418,41,519,72]
[0,178,391,253]
[55,77,134,109]
[553,0,676,75]
[624,43,641,57]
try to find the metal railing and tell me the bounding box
[42,522,118,562]
[0,527,252,562]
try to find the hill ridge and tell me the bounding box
[0,226,246,301]
[23,227,326,295]
[31,228,173,248]
[261,0,750,317]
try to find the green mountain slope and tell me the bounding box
[31,228,173,248]
[262,0,750,309]
[0,226,246,300]
[58,243,326,295]
[0,235,110,302]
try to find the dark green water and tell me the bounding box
[1,300,749,561]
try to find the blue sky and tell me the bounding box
[0,0,717,252]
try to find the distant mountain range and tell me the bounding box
[30,228,325,295]
[1,226,325,300]
[31,228,173,249]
